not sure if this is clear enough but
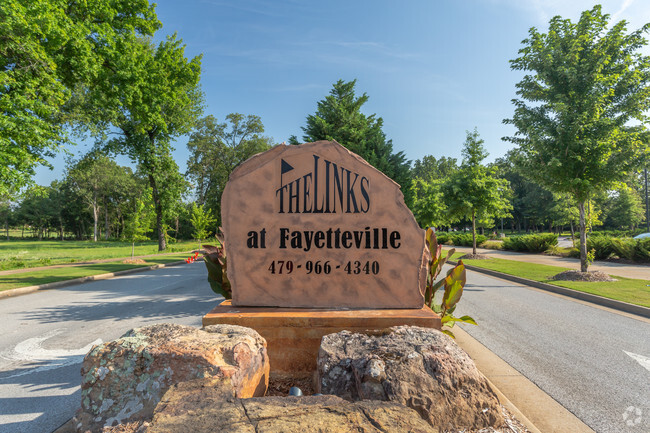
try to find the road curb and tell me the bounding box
[449,260,650,319]
[454,327,595,433]
[0,261,187,300]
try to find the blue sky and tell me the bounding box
[35,0,650,185]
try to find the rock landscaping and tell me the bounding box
[71,323,531,433]
[318,326,504,430]
[74,323,269,432]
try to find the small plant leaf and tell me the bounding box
[442,329,456,339]
[457,315,478,325]
[442,262,466,309]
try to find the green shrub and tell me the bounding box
[586,235,614,260]
[634,238,650,262]
[448,233,487,247]
[610,238,636,260]
[436,233,450,244]
[577,236,650,263]
[482,240,504,250]
[502,234,558,252]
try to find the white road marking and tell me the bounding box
[624,350,650,373]
[0,413,42,423]
[0,329,101,380]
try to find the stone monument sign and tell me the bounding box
[221,141,427,309]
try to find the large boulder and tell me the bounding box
[317,326,504,430]
[74,324,269,432]
[146,383,437,433]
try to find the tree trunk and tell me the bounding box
[93,190,99,242]
[132,242,135,260]
[104,197,110,240]
[472,209,477,255]
[149,174,166,251]
[579,201,588,272]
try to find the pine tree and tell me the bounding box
[300,80,413,207]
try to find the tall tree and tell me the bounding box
[88,35,203,251]
[443,129,511,254]
[504,6,650,271]
[124,195,153,260]
[410,155,458,229]
[299,79,413,207]
[186,114,273,221]
[0,0,159,196]
[605,187,644,230]
[411,155,458,183]
[190,202,217,250]
[66,152,128,242]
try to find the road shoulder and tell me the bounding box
[454,327,595,433]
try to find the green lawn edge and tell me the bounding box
[0,254,192,292]
[0,239,200,271]
[448,252,650,308]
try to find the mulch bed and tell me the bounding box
[266,373,316,396]
[459,253,491,260]
[550,270,616,282]
[121,259,147,264]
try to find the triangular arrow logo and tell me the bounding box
[281,159,294,174]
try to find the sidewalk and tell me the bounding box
[451,246,649,280]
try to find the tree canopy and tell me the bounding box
[0,0,160,196]
[186,114,273,222]
[442,129,511,253]
[504,5,650,270]
[86,35,203,251]
[299,79,413,207]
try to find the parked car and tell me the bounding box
[633,232,650,239]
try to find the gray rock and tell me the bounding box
[317,325,504,430]
[74,323,269,432]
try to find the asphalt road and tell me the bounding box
[454,267,650,433]
[0,262,219,433]
[1,262,649,433]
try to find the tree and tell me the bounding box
[124,197,153,260]
[190,203,217,250]
[411,178,447,229]
[411,155,458,229]
[504,6,650,271]
[299,79,413,207]
[605,187,644,230]
[443,129,512,254]
[186,114,273,221]
[411,155,458,183]
[0,0,160,196]
[87,35,203,251]
[66,152,129,242]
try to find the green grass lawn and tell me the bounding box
[0,239,199,271]
[0,254,192,292]
[449,252,650,308]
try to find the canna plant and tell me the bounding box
[425,227,477,338]
[202,229,232,299]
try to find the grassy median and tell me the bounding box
[0,239,199,271]
[0,254,191,292]
[451,253,650,308]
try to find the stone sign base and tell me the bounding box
[202,300,441,374]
